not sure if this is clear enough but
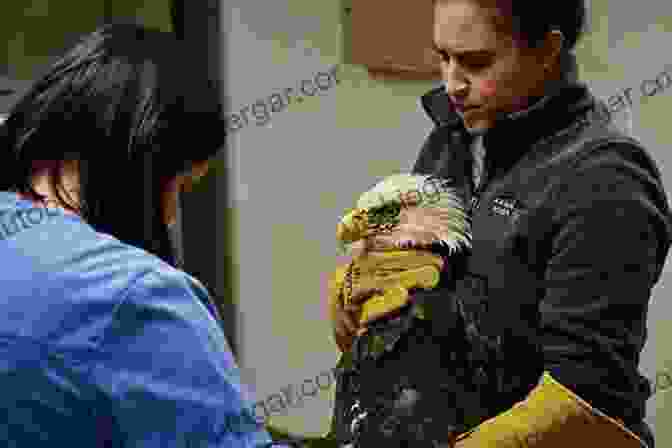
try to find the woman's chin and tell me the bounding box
[461,113,494,134]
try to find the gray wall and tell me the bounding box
[220,0,436,435]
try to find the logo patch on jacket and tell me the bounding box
[491,196,524,221]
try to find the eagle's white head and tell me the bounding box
[337,174,471,257]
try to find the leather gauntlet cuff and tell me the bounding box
[454,371,648,448]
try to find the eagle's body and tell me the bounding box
[266,174,500,448]
[326,174,498,448]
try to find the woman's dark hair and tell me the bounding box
[436,0,589,51]
[0,22,226,267]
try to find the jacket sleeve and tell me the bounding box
[88,268,278,448]
[454,147,670,448]
[539,147,672,423]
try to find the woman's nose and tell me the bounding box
[444,80,470,101]
[442,64,469,98]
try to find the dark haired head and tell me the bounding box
[0,22,226,267]
[435,0,588,51]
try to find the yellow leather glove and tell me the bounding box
[344,249,444,326]
[328,261,366,353]
[454,371,647,448]
[328,250,444,329]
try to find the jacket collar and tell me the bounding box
[420,52,599,178]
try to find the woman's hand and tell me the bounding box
[328,248,446,351]
[328,263,382,352]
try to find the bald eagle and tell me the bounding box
[334,173,472,327]
[337,173,471,256]
[266,175,496,448]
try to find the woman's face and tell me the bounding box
[433,0,563,133]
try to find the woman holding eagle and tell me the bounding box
[322,0,672,447]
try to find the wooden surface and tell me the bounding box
[350,0,441,79]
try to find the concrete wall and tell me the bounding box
[220,0,439,435]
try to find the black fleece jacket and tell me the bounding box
[411,79,672,447]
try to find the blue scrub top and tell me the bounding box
[0,191,284,447]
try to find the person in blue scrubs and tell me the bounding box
[0,23,286,448]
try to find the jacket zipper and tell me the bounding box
[471,174,489,213]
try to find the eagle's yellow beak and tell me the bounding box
[336,208,369,243]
